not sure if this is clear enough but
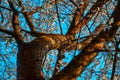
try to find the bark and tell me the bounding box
[17,42,46,80]
[50,34,105,80]
[17,34,74,80]
[50,1,120,79]
[67,0,110,35]
[17,24,119,80]
[16,33,94,80]
[0,0,120,80]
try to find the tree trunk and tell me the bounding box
[17,41,47,80]
[16,34,74,80]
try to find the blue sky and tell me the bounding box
[0,0,120,80]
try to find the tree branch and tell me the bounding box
[69,0,79,9]
[67,0,109,35]
[61,24,104,50]
[35,24,104,78]
[17,0,36,32]
[53,50,65,76]
[7,0,17,12]
[7,0,24,42]
[67,0,88,35]
[50,0,120,79]
[50,35,104,80]
[18,0,42,16]
[21,29,46,37]
[110,39,119,80]
[55,0,63,34]
[0,6,12,11]
[22,12,37,32]
[18,0,64,33]
[0,27,14,35]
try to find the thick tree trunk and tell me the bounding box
[17,42,47,80]
[16,34,74,80]
[1,0,119,80]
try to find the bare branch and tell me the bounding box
[110,39,119,80]
[55,0,63,34]
[50,35,104,80]
[49,0,63,5]
[0,6,12,11]
[21,29,46,37]
[17,0,37,32]
[67,0,109,35]
[12,12,23,42]
[17,0,64,33]
[7,0,17,12]
[0,11,3,23]
[62,24,104,50]
[69,0,79,9]
[0,27,14,35]
[27,0,64,16]
[22,12,36,32]
[67,0,88,35]
[53,50,64,76]
[50,1,120,79]
[28,7,42,16]
[7,0,24,42]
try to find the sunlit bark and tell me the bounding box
[0,0,120,80]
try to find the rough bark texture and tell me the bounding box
[17,34,74,80]
[0,0,120,80]
[17,42,46,80]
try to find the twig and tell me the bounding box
[110,38,119,80]
[53,50,64,76]
[7,0,23,42]
[17,0,37,32]
[69,0,79,9]
[0,27,14,35]
[55,0,63,34]
[0,6,12,11]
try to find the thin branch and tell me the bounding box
[0,27,15,35]
[7,0,17,12]
[18,0,64,33]
[21,29,46,37]
[46,0,67,72]
[12,13,24,42]
[19,0,42,16]
[53,50,64,76]
[64,24,104,50]
[50,0,120,78]
[49,0,64,5]
[69,0,79,9]
[7,0,23,42]
[18,0,42,16]
[68,0,88,34]
[110,39,119,80]
[55,0,63,34]
[0,5,12,11]
[0,54,8,68]
[17,0,36,32]
[0,11,4,23]
[67,0,109,35]
[89,4,102,31]
[28,7,42,16]
[22,12,36,32]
